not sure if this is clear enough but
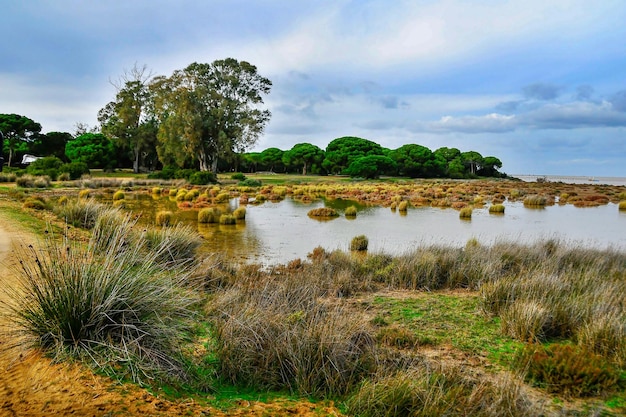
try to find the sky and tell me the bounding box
[1,1,626,177]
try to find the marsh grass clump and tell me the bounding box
[345,205,357,217]
[0,172,17,182]
[53,199,109,229]
[489,204,505,214]
[308,207,339,218]
[198,207,221,223]
[459,207,472,219]
[155,210,174,227]
[112,190,125,201]
[397,201,408,212]
[22,196,50,211]
[350,235,369,251]
[78,189,91,199]
[523,195,547,207]
[210,273,377,397]
[619,201,626,210]
[232,206,246,220]
[141,224,201,268]
[219,214,236,225]
[4,222,199,384]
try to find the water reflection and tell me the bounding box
[110,193,626,266]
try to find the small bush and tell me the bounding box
[155,210,174,227]
[59,162,90,180]
[22,197,50,211]
[397,201,408,212]
[619,201,626,211]
[489,204,505,213]
[112,190,125,201]
[517,343,622,397]
[239,178,262,187]
[232,206,246,220]
[345,205,357,217]
[350,235,369,251]
[219,214,236,225]
[214,192,230,203]
[523,195,547,207]
[198,207,221,224]
[0,172,17,182]
[152,187,162,195]
[308,207,339,217]
[231,172,247,181]
[459,207,472,219]
[189,171,216,185]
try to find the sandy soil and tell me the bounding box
[0,216,340,416]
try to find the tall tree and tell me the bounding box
[322,136,384,174]
[151,59,272,172]
[0,114,42,167]
[260,147,285,172]
[389,144,446,178]
[344,155,397,179]
[282,143,324,175]
[461,151,484,176]
[65,133,117,169]
[29,131,73,161]
[99,65,157,173]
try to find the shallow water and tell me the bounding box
[115,193,626,265]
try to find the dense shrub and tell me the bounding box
[26,156,63,179]
[231,172,247,181]
[198,207,221,224]
[345,205,357,217]
[308,207,339,217]
[189,171,216,185]
[350,235,369,251]
[239,178,262,187]
[489,204,505,213]
[517,344,622,397]
[59,161,90,180]
[155,210,174,227]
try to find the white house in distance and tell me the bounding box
[21,154,41,164]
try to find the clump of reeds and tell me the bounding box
[155,210,174,227]
[523,195,547,207]
[78,189,90,199]
[140,223,201,268]
[209,272,377,397]
[0,172,17,182]
[619,201,626,210]
[198,207,221,223]
[152,187,162,195]
[219,214,236,225]
[459,207,472,219]
[112,190,125,201]
[350,235,369,251]
[489,204,505,214]
[3,219,199,383]
[16,174,51,188]
[307,207,339,217]
[397,201,408,212]
[345,205,357,217]
[22,196,50,211]
[232,206,246,220]
[214,192,230,203]
[53,199,109,229]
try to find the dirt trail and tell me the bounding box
[0,216,340,416]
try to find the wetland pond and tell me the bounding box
[113,192,626,266]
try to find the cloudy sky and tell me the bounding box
[2,1,625,176]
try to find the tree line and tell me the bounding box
[1,58,504,180]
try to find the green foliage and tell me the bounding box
[29,131,73,161]
[345,205,357,217]
[230,172,246,181]
[0,113,42,167]
[65,133,117,169]
[344,155,397,179]
[238,178,262,187]
[188,171,217,185]
[390,144,446,178]
[322,136,384,174]
[58,161,90,179]
[112,190,125,201]
[26,156,64,179]
[350,235,369,251]
[517,344,622,397]
[282,143,325,175]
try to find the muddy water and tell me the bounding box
[112,193,626,266]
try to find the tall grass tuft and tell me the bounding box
[219,214,236,225]
[140,223,201,269]
[53,199,110,229]
[155,210,173,226]
[232,206,246,220]
[350,235,369,251]
[198,207,221,223]
[523,195,547,207]
[619,201,626,210]
[459,207,472,219]
[489,204,505,214]
[397,201,408,212]
[345,205,358,217]
[308,207,339,217]
[210,272,377,396]
[3,221,199,383]
[112,190,125,201]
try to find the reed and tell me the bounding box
[198,207,221,223]
[232,206,246,220]
[350,235,369,251]
[489,204,505,214]
[155,210,173,227]
[345,205,358,217]
[459,207,472,219]
[307,207,339,217]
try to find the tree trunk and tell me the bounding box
[8,148,13,167]
[302,163,308,175]
[133,144,140,173]
[198,150,210,171]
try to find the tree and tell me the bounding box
[99,65,157,173]
[461,151,484,176]
[478,156,503,177]
[260,147,285,172]
[282,143,324,175]
[322,136,384,174]
[0,114,42,167]
[29,131,73,161]
[344,155,397,179]
[65,133,117,169]
[151,59,272,172]
[389,144,446,178]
